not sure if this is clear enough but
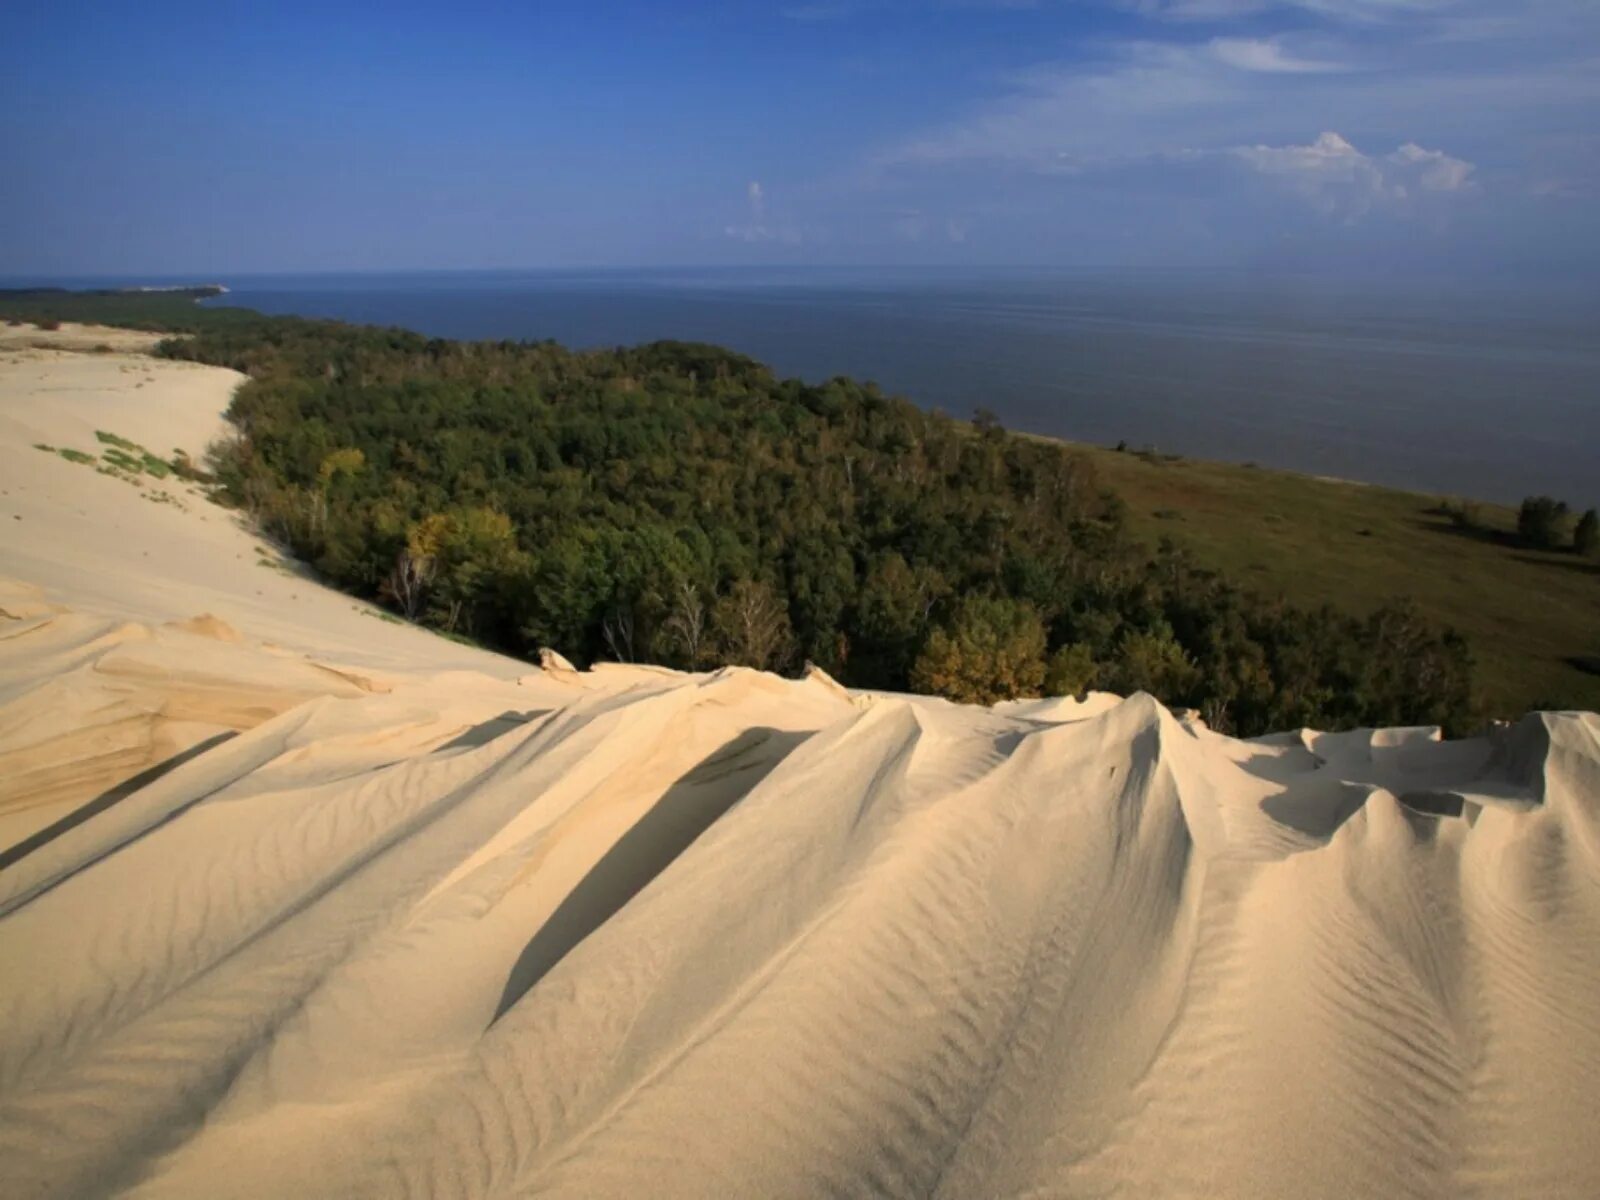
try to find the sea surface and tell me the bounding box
[188,268,1599,505]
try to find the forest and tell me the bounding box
[3,291,1477,735]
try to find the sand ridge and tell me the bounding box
[1,601,1595,1197]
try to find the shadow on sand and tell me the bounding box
[434,710,549,753]
[0,732,238,872]
[491,725,811,1023]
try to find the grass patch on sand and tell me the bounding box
[96,431,176,479]
[101,447,144,473]
[1072,442,1600,716]
[42,432,186,487]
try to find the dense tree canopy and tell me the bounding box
[145,316,1479,735]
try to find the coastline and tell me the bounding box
[195,269,1600,507]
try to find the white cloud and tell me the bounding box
[1388,141,1474,191]
[1293,0,1453,19]
[1133,0,1451,20]
[836,0,1592,263]
[1125,0,1273,19]
[725,179,804,244]
[1208,37,1347,73]
[873,5,1592,179]
[1230,130,1473,216]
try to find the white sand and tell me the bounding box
[2,335,1598,1199]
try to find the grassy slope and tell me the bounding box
[1071,445,1600,717]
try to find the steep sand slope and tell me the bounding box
[0,334,539,850]
[2,339,1598,1198]
[0,332,523,671]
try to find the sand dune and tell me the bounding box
[2,336,1598,1198]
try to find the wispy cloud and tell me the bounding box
[839,2,1600,266]
[1132,0,1449,21]
[1208,37,1347,73]
[876,3,1599,176]
[1124,0,1273,19]
[724,180,806,244]
[738,1,1595,267]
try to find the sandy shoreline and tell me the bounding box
[1,332,1597,1198]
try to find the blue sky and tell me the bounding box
[3,0,1597,276]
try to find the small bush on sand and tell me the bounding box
[169,451,212,483]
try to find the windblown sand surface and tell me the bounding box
[2,335,1598,1198]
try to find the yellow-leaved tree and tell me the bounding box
[910,595,1048,705]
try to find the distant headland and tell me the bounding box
[0,284,227,299]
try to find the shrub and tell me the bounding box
[1044,642,1097,698]
[1439,498,1482,530]
[910,595,1047,705]
[1575,508,1599,558]
[1517,495,1569,550]
[169,451,211,483]
[1106,624,1200,702]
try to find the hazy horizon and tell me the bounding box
[131,266,1589,508]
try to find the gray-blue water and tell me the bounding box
[187,268,1597,505]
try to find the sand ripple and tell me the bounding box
[1,598,1596,1198]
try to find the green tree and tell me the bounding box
[853,552,946,687]
[1574,508,1599,557]
[413,507,518,634]
[910,595,1047,705]
[1517,495,1570,550]
[1044,642,1098,698]
[1107,624,1200,703]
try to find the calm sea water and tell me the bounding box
[197,268,1598,506]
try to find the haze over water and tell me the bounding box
[205,268,1599,506]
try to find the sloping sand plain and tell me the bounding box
[2,330,1597,1199]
